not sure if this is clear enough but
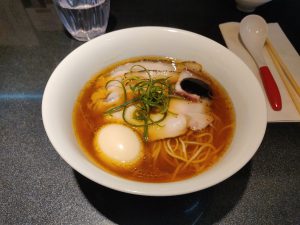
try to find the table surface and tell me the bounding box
[1,0,300,224]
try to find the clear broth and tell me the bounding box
[73,56,235,182]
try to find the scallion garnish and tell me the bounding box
[104,65,174,141]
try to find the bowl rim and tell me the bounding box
[42,26,267,196]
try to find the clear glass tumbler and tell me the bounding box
[52,0,110,41]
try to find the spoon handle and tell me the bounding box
[259,66,282,111]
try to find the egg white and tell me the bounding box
[94,124,144,169]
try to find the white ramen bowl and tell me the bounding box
[42,27,267,196]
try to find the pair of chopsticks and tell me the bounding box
[265,39,300,114]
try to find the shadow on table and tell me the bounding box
[74,162,251,225]
[106,13,117,33]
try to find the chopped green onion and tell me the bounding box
[104,65,174,141]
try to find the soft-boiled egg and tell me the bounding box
[94,124,143,168]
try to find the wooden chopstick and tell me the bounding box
[265,39,300,114]
[266,39,300,96]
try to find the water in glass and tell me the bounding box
[53,0,110,41]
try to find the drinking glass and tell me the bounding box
[52,0,110,41]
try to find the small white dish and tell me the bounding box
[235,0,272,12]
[42,27,267,196]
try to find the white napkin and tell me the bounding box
[219,22,300,122]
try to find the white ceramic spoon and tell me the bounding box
[240,15,282,111]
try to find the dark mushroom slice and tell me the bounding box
[180,78,213,99]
